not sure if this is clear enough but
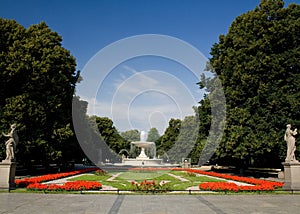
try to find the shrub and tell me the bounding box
[131,180,170,193]
[95,169,108,176]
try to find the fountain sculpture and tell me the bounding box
[122,131,163,166]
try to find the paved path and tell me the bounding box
[43,174,89,185]
[0,193,300,214]
[106,172,123,182]
[195,173,253,186]
[167,173,189,182]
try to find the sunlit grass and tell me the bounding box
[68,170,226,191]
[115,171,177,181]
[169,170,224,182]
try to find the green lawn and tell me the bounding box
[169,170,223,182]
[115,171,178,181]
[68,170,224,191]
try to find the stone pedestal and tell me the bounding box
[136,148,149,160]
[282,161,300,191]
[0,161,16,190]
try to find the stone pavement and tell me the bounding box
[0,193,300,214]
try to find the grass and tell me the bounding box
[101,181,133,190]
[5,169,294,195]
[115,171,178,181]
[170,181,198,190]
[169,170,223,182]
[67,170,227,191]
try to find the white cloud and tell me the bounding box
[81,66,199,134]
[85,95,196,135]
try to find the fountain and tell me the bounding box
[122,131,163,166]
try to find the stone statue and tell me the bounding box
[284,124,298,162]
[2,124,19,162]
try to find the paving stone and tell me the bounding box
[1,193,300,214]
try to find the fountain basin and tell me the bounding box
[122,158,163,166]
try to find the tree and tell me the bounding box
[189,99,212,165]
[92,116,127,154]
[72,98,119,164]
[120,129,140,142]
[206,0,300,168]
[0,19,81,166]
[147,127,160,142]
[156,118,181,160]
[167,115,199,163]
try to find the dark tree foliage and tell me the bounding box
[0,19,81,166]
[188,98,212,164]
[156,118,181,160]
[205,0,300,168]
[92,116,127,155]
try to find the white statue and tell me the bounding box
[2,124,19,162]
[284,124,297,162]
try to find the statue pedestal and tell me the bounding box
[0,160,16,190]
[282,161,300,191]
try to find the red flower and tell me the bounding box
[194,168,283,192]
[15,167,99,188]
[26,181,102,191]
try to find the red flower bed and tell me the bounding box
[27,181,102,191]
[200,182,240,192]
[15,167,99,188]
[126,167,283,192]
[199,182,275,192]
[185,169,284,192]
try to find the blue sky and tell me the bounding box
[1,0,299,134]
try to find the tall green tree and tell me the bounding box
[189,99,212,164]
[156,118,181,161]
[0,19,80,165]
[72,98,118,164]
[167,115,199,163]
[207,0,300,168]
[147,127,160,142]
[157,119,181,157]
[92,116,127,154]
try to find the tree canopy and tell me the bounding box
[204,0,300,168]
[147,127,160,142]
[156,118,181,159]
[0,19,81,166]
[120,129,140,142]
[92,116,127,154]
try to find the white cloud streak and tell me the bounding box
[84,65,198,134]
